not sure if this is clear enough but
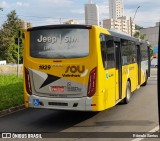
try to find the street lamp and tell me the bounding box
[130,6,140,36]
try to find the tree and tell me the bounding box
[0,10,24,63]
[135,24,143,30]
[133,31,140,38]
[133,31,146,40]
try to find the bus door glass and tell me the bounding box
[115,41,122,100]
[137,45,141,85]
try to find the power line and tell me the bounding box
[0,13,70,20]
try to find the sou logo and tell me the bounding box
[65,65,85,73]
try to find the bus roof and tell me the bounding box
[109,30,138,43]
[27,24,92,31]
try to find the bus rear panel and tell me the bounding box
[24,25,101,111]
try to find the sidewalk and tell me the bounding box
[0,105,25,117]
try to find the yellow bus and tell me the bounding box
[23,25,150,111]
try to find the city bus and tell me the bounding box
[23,25,150,111]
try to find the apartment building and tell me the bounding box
[103,0,135,35]
[109,0,124,19]
[103,16,135,35]
[85,0,99,26]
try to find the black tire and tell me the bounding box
[141,72,148,86]
[121,81,131,104]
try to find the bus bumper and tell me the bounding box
[28,95,93,111]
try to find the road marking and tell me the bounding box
[132,126,159,141]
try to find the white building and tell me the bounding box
[0,60,6,65]
[85,0,99,26]
[103,16,135,35]
[109,0,124,19]
[103,0,135,35]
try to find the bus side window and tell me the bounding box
[100,34,107,69]
[140,43,148,61]
[100,34,115,70]
[121,39,137,65]
[105,35,115,69]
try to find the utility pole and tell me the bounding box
[15,31,22,78]
[17,31,20,78]
[130,17,133,36]
[130,6,140,36]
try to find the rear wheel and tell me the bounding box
[141,72,148,86]
[121,81,131,104]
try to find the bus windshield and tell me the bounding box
[30,29,89,59]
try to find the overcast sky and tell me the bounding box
[0,0,159,28]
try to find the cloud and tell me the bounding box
[16,2,23,7]
[0,1,10,8]
[16,2,29,8]
[124,0,160,27]
[71,9,84,14]
[45,18,62,25]
[20,0,74,16]
[34,0,73,8]
[99,3,109,20]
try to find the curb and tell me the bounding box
[0,105,26,117]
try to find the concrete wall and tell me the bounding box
[140,23,159,47]
[0,64,23,75]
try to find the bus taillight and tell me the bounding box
[87,67,97,97]
[25,68,32,95]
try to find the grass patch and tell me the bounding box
[0,75,24,111]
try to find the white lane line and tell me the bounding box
[131,126,159,141]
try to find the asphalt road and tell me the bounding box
[0,68,158,141]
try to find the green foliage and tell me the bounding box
[135,24,143,30]
[133,31,140,38]
[0,75,24,111]
[133,31,146,40]
[0,10,24,63]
